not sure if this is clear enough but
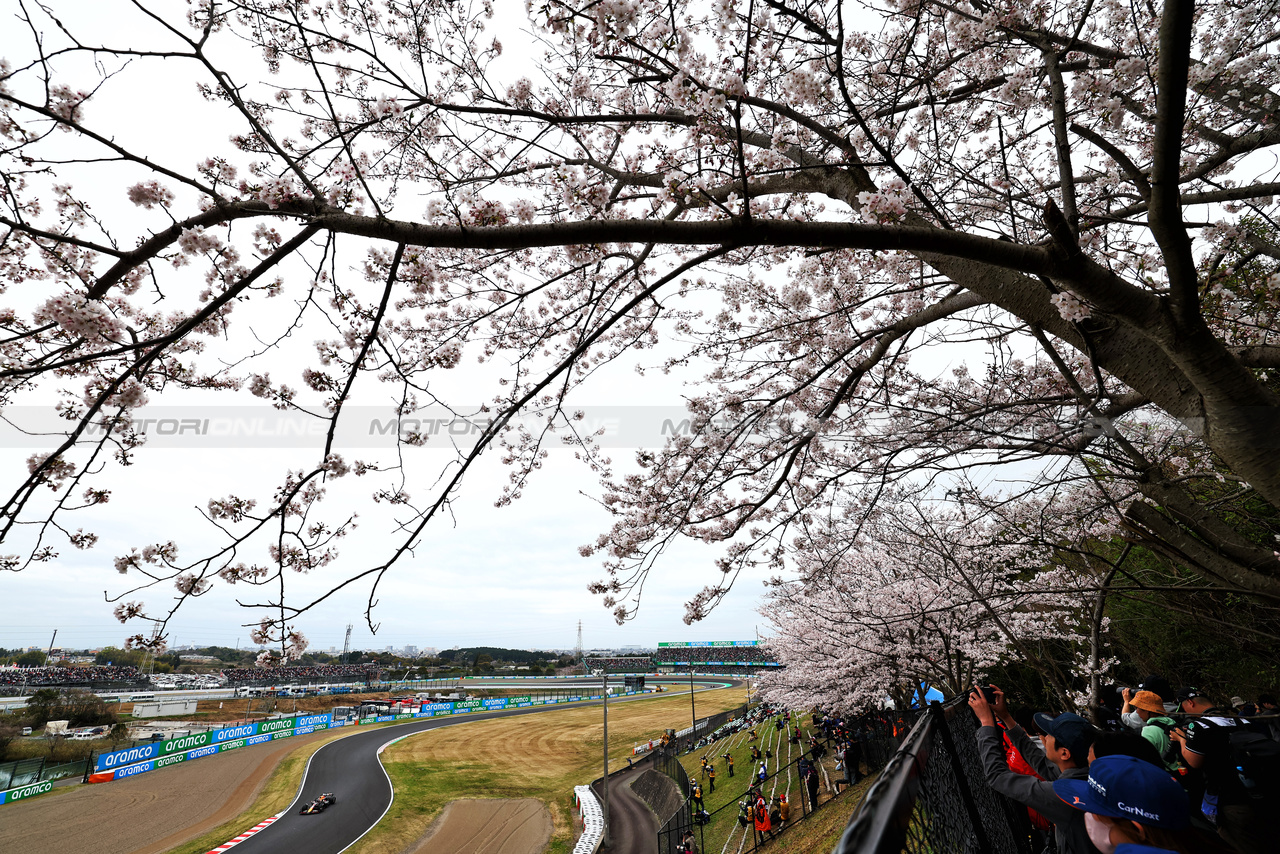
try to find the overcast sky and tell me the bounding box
[0,1,798,656]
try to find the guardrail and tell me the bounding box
[832,699,1033,854]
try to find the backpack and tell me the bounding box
[1141,718,1183,766]
[1228,729,1280,795]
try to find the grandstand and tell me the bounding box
[220,663,377,686]
[655,641,780,676]
[583,642,780,676]
[587,657,655,673]
[0,664,147,695]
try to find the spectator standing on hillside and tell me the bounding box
[805,763,820,811]
[707,763,716,793]
[724,753,734,777]
[753,792,772,842]
[969,685,1101,854]
[843,738,864,785]
[1170,687,1273,854]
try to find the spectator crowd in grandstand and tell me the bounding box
[651,645,777,665]
[590,657,656,672]
[220,663,376,684]
[968,677,1280,854]
[586,644,780,674]
[0,665,144,691]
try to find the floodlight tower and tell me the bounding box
[342,624,352,664]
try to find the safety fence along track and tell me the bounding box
[833,698,1035,854]
[653,706,903,854]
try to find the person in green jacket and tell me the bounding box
[1129,690,1181,771]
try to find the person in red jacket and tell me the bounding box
[753,793,772,841]
[1002,724,1053,834]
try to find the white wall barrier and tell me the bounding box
[573,784,604,854]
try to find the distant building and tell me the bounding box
[404,645,418,656]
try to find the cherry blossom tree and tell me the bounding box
[755,497,1093,712]
[1,0,1279,651]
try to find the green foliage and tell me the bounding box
[24,689,118,728]
[436,647,558,665]
[94,646,146,667]
[15,650,47,666]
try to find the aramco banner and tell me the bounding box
[85,690,646,785]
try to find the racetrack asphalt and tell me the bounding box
[226,682,733,854]
[592,756,659,854]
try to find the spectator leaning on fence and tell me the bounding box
[969,684,1102,854]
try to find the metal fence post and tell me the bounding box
[929,702,992,853]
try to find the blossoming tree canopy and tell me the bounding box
[1,0,1279,647]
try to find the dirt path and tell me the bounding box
[0,729,334,854]
[408,799,552,854]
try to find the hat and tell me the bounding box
[1137,675,1174,702]
[1130,691,1165,715]
[1053,755,1189,830]
[1032,712,1097,760]
[1175,686,1201,703]
[1230,696,1246,708]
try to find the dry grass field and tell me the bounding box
[351,684,749,854]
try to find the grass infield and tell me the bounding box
[348,684,748,854]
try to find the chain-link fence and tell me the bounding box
[656,707,906,854]
[0,754,93,789]
[833,698,1036,854]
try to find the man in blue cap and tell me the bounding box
[970,685,1101,854]
[1053,754,1197,854]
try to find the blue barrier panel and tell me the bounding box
[95,742,161,772]
[212,722,260,744]
[115,760,155,779]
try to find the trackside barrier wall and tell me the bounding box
[573,785,605,854]
[84,689,651,785]
[0,778,53,806]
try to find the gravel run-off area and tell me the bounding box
[407,799,552,854]
[0,729,333,854]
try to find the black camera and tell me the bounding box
[969,685,998,703]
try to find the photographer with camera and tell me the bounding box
[969,684,1102,854]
